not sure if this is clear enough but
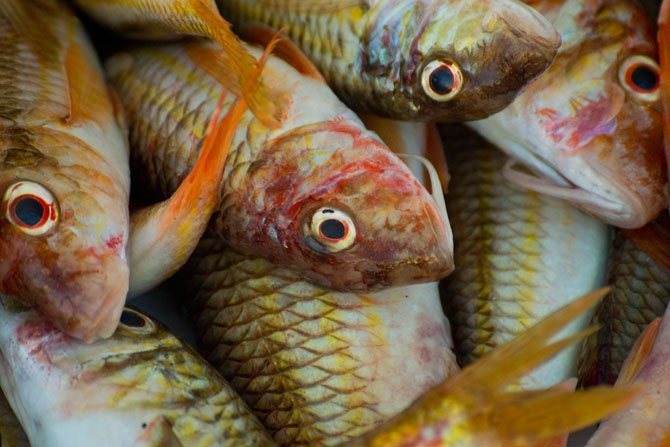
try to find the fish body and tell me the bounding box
[441,125,609,389]
[0,0,130,341]
[0,298,276,447]
[217,0,561,122]
[188,237,458,447]
[106,40,453,293]
[468,0,666,229]
[578,229,670,387]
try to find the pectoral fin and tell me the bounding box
[616,318,662,385]
[127,93,246,296]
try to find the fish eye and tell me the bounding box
[119,308,155,333]
[3,181,58,236]
[304,207,356,253]
[618,55,660,102]
[421,59,463,102]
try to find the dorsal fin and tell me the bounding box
[239,22,325,82]
[64,42,112,127]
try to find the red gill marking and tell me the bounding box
[105,234,124,253]
[15,318,69,366]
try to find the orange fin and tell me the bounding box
[248,0,368,13]
[239,22,325,82]
[127,92,246,296]
[621,214,670,272]
[616,318,662,385]
[64,42,112,127]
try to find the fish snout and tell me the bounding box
[496,1,561,53]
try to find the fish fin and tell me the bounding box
[502,160,625,221]
[186,0,280,128]
[616,318,662,385]
[489,385,642,444]
[248,0,368,13]
[127,93,246,296]
[239,22,326,82]
[454,288,608,392]
[621,214,670,272]
[64,42,112,127]
[137,416,184,447]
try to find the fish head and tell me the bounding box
[214,119,453,292]
[471,1,666,229]
[363,0,561,121]
[0,130,129,342]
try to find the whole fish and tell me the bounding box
[216,0,561,122]
[106,39,453,293]
[0,297,276,447]
[0,388,29,447]
[188,237,458,447]
[71,0,281,128]
[468,0,667,229]
[441,124,609,389]
[578,222,670,387]
[584,311,669,446]
[0,0,130,340]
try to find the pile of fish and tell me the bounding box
[0,0,669,445]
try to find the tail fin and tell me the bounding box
[346,288,642,447]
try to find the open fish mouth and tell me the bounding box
[502,159,647,228]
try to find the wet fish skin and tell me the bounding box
[218,0,561,122]
[187,236,458,447]
[106,40,453,293]
[0,298,276,447]
[0,0,130,341]
[578,230,670,387]
[441,124,609,389]
[469,0,666,229]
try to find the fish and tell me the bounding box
[106,38,454,293]
[440,124,610,389]
[344,288,641,447]
[0,0,253,341]
[0,297,277,447]
[660,0,670,211]
[0,0,131,341]
[0,387,29,447]
[216,0,561,122]
[578,218,670,387]
[70,0,281,128]
[584,311,669,446]
[468,0,667,229]
[187,237,459,447]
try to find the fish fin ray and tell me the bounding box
[248,0,368,13]
[616,318,662,385]
[239,22,326,81]
[621,214,670,271]
[127,93,246,296]
[64,42,111,127]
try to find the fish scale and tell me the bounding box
[578,232,670,386]
[187,235,457,447]
[441,124,609,388]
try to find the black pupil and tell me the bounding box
[320,219,346,240]
[14,197,45,226]
[120,310,146,328]
[631,66,658,91]
[429,67,455,95]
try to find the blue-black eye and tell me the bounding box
[14,196,45,227]
[421,59,463,102]
[619,55,660,102]
[3,181,58,236]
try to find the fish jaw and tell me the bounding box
[364,0,561,121]
[213,121,454,292]
[469,0,667,228]
[0,130,130,342]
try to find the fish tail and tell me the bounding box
[190,0,281,128]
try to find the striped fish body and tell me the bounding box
[187,236,458,447]
[0,299,275,447]
[578,231,670,387]
[106,41,453,294]
[0,0,130,341]
[217,0,561,121]
[441,124,610,389]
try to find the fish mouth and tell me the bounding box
[502,159,649,228]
